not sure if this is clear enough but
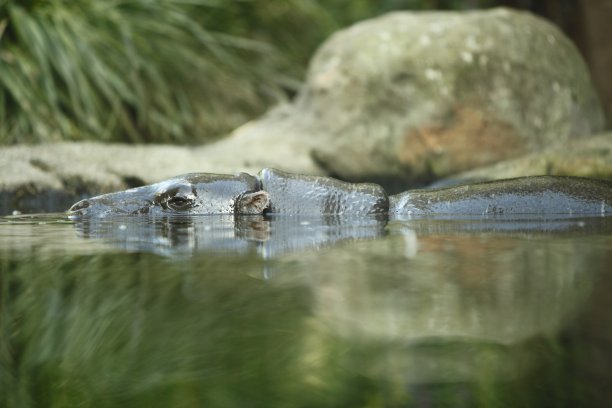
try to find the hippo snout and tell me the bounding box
[68,194,154,216]
[68,199,91,215]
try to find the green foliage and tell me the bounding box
[0,0,290,144]
[0,0,494,144]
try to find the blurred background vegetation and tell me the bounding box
[0,0,608,144]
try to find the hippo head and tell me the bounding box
[68,173,269,217]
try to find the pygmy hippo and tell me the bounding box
[68,169,612,217]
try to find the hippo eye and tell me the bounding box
[166,195,195,211]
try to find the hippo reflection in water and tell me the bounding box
[68,168,612,217]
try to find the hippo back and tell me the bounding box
[259,168,389,215]
[390,176,612,216]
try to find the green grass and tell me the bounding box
[0,0,493,144]
[0,0,291,144]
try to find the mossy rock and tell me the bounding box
[218,8,604,190]
[306,8,604,187]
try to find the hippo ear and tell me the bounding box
[236,191,270,214]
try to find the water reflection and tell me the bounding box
[306,230,600,384]
[71,214,388,258]
[1,213,611,406]
[68,213,612,259]
[392,213,612,235]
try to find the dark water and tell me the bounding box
[1,213,612,407]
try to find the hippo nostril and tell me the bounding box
[69,199,91,213]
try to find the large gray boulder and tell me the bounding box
[213,8,605,189]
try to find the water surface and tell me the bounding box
[1,213,612,407]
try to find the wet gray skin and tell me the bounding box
[68,171,611,218]
[68,173,269,217]
[390,176,612,216]
[258,168,389,215]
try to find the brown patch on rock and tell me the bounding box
[398,106,527,179]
